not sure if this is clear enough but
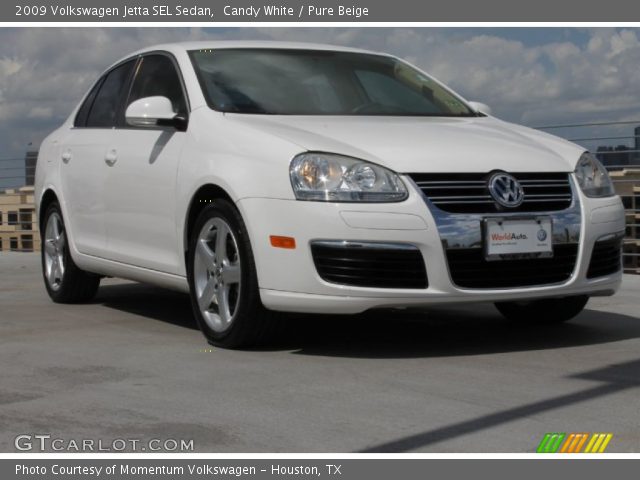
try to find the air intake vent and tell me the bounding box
[409,172,572,213]
[311,242,428,289]
[587,236,622,279]
[446,244,578,288]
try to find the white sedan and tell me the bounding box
[35,41,625,347]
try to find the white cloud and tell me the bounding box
[0,57,23,76]
[1,27,640,159]
[27,106,53,119]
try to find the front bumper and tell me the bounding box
[237,181,625,314]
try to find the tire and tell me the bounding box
[187,199,283,348]
[494,295,589,324]
[41,202,100,303]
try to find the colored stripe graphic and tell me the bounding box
[560,433,575,453]
[537,433,613,453]
[560,433,589,453]
[573,433,590,453]
[584,433,613,453]
[536,433,566,453]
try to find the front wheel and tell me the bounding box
[187,200,283,348]
[494,295,589,324]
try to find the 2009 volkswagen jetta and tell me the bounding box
[35,41,625,347]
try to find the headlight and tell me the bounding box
[290,153,408,202]
[574,152,615,198]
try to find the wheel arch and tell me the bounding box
[183,183,235,258]
[39,188,60,232]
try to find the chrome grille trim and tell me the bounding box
[408,172,573,214]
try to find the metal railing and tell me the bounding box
[0,157,35,182]
[535,120,640,273]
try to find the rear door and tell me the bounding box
[102,53,189,274]
[59,60,135,257]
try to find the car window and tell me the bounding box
[86,60,135,128]
[127,54,187,115]
[299,74,343,113]
[355,70,441,114]
[189,49,474,116]
[74,78,104,127]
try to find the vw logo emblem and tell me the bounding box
[537,228,548,241]
[488,172,524,208]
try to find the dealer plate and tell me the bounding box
[484,217,553,261]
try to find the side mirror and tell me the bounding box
[468,101,492,116]
[125,96,187,131]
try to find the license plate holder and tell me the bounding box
[484,216,553,261]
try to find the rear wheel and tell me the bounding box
[187,200,283,348]
[494,295,589,324]
[41,202,100,303]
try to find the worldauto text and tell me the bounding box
[491,232,529,241]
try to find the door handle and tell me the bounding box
[61,150,72,164]
[105,149,118,166]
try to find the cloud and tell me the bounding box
[0,57,23,76]
[1,27,640,162]
[27,106,53,119]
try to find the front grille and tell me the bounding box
[446,244,578,288]
[409,172,573,213]
[311,242,428,289]
[587,236,622,278]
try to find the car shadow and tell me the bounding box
[93,282,199,331]
[281,307,640,359]
[93,282,640,359]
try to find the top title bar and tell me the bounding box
[3,0,640,23]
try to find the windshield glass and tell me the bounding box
[189,49,475,116]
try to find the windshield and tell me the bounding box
[189,49,476,116]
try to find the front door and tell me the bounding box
[103,54,189,274]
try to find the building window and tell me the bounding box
[0,212,3,225]
[8,211,18,226]
[21,234,33,251]
[19,209,32,231]
[10,237,18,251]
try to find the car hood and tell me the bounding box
[224,114,583,173]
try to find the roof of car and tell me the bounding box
[121,40,388,62]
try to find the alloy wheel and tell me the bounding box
[193,217,242,332]
[43,212,66,291]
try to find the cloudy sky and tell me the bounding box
[1,27,640,186]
